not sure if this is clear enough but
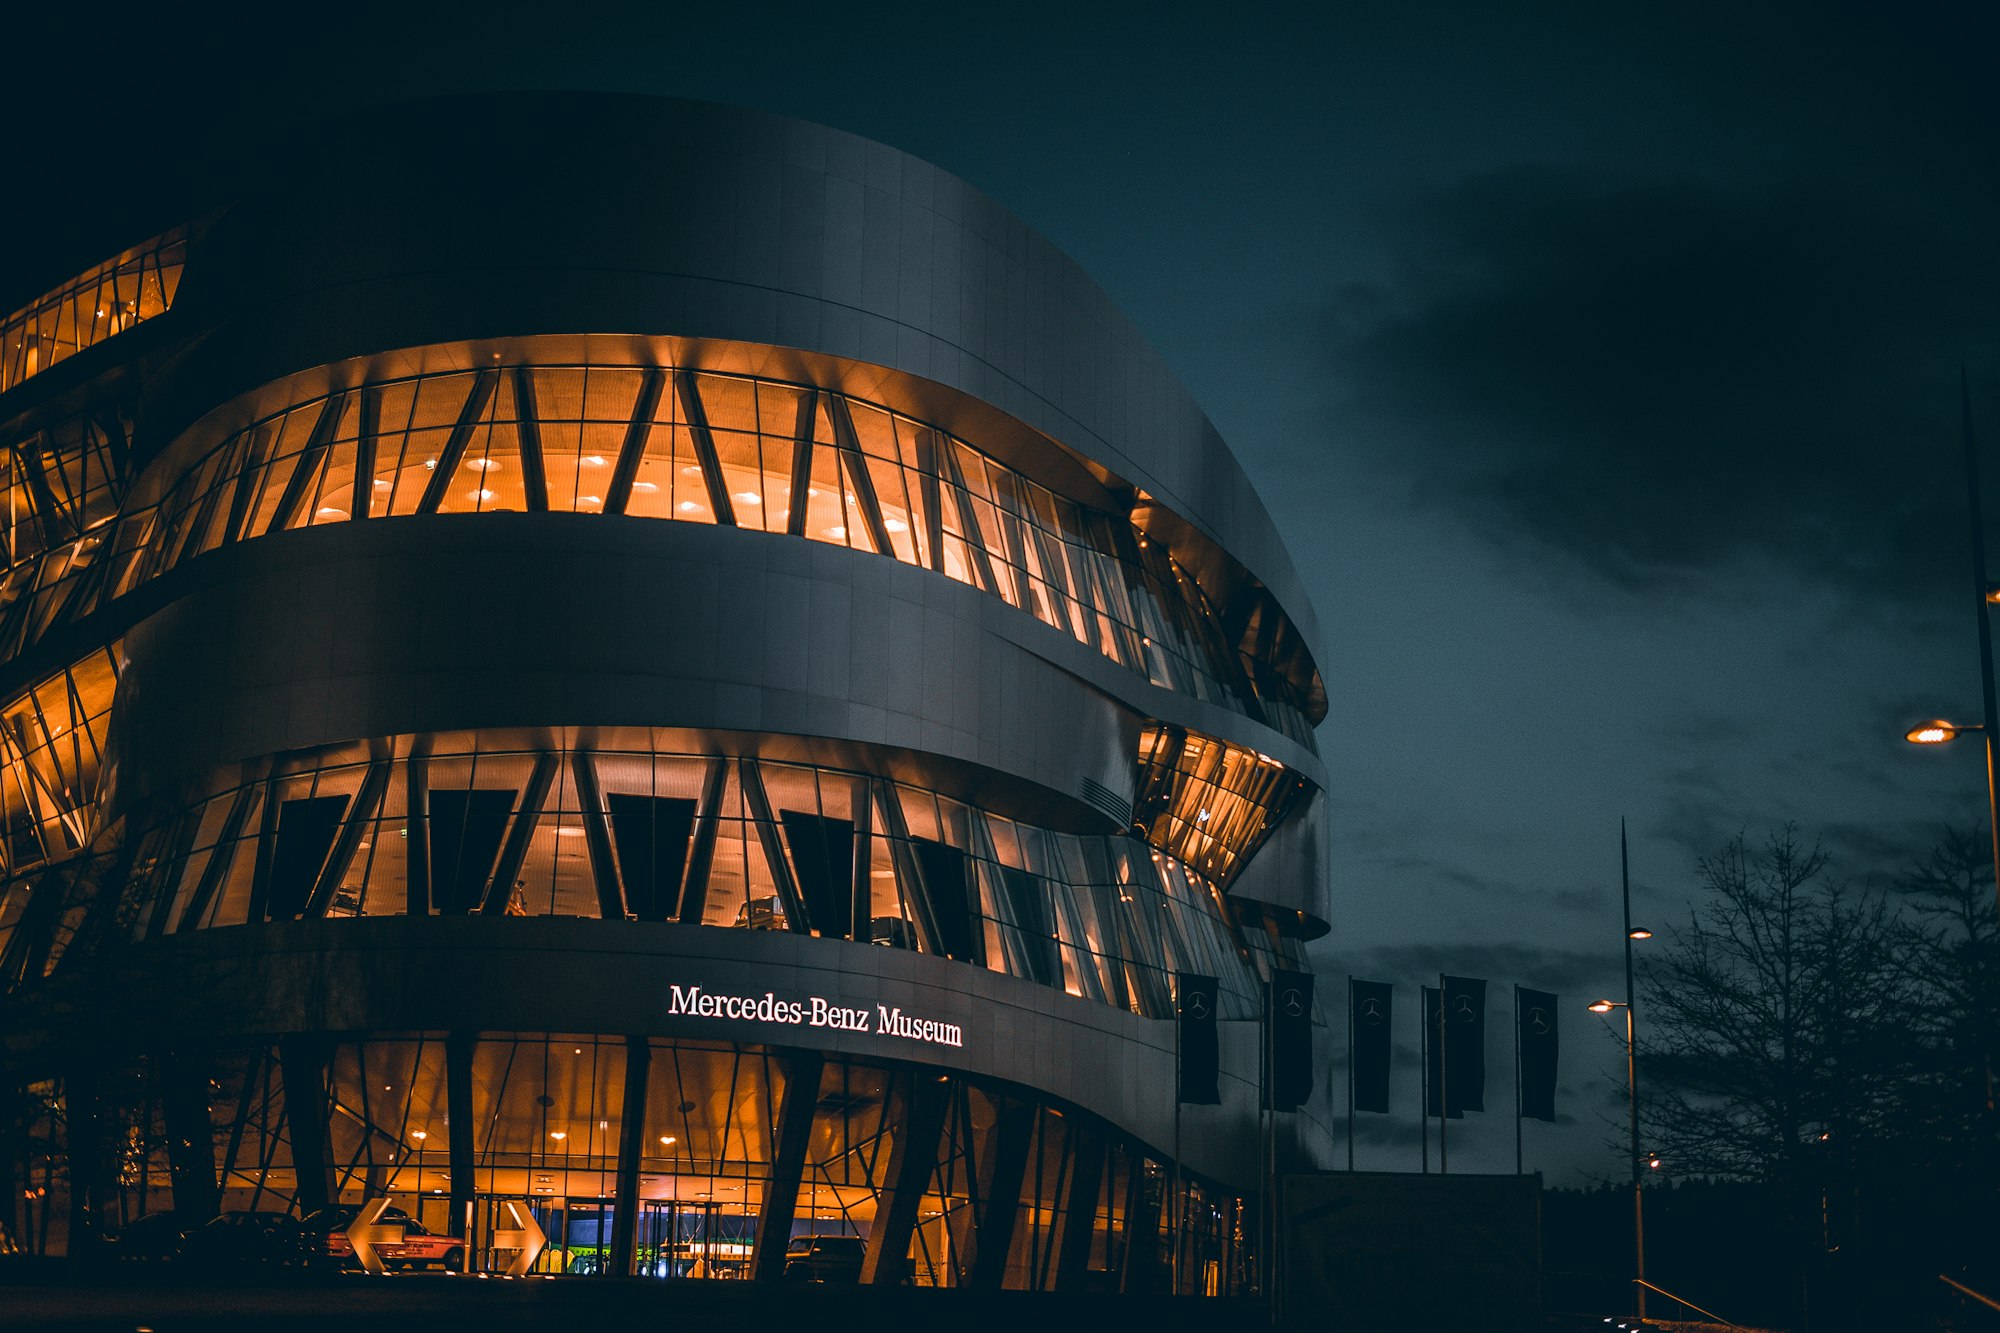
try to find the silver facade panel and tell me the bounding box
[127,93,1323,683]
[108,515,1140,829]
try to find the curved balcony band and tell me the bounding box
[18,730,1293,1026]
[0,514,1327,945]
[120,355,1308,740]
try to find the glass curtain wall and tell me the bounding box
[71,734,1268,1022]
[1134,725,1306,886]
[0,227,186,396]
[12,360,1314,742]
[7,1037,1249,1294]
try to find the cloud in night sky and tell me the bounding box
[1324,166,2000,596]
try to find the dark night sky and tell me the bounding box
[14,1,1999,1184]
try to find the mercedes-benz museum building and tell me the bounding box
[0,93,1331,1294]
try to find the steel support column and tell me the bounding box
[63,1067,102,1248]
[446,1032,475,1239]
[1053,1128,1105,1291]
[752,1051,825,1281]
[608,1036,649,1275]
[277,1037,334,1217]
[159,1040,218,1216]
[968,1100,1036,1289]
[861,1073,950,1285]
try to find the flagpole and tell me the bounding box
[1514,983,1524,1175]
[1264,975,1278,1321]
[1346,976,1355,1173]
[1438,972,1449,1176]
[1419,990,1429,1175]
[1173,979,1183,1295]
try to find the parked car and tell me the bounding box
[736,897,788,930]
[868,915,912,948]
[782,1234,864,1283]
[99,1212,190,1262]
[182,1211,318,1269]
[304,1204,466,1271]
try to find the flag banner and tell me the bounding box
[1442,975,1487,1112]
[1350,979,1393,1113]
[1177,973,1221,1104]
[1517,986,1559,1122]
[1422,987,1464,1119]
[1268,969,1315,1111]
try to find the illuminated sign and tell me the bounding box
[667,984,964,1049]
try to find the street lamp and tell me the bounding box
[1902,371,2000,924]
[1588,819,1654,1321]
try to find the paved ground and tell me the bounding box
[0,1264,1267,1333]
[0,1260,1651,1331]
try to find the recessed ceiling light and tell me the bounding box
[469,458,500,472]
[316,506,348,519]
[632,480,658,492]
[469,489,495,502]
[678,501,701,512]
[581,455,607,467]
[423,459,437,470]
[884,518,907,532]
[578,495,602,506]
[823,526,846,539]
[373,479,391,489]
[734,492,761,505]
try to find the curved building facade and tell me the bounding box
[0,94,1331,1292]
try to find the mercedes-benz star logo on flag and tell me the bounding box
[1282,989,1305,1016]
[1453,995,1476,1022]
[1361,998,1383,1024]
[1186,992,1210,1019]
[1530,1007,1549,1034]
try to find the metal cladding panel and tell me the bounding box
[0,916,1314,1189]
[1227,788,1333,937]
[107,515,1137,828]
[126,92,1323,690]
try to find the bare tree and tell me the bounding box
[1639,827,1914,1190]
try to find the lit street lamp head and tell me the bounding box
[1627,927,1654,940]
[1905,719,1979,744]
[1588,999,1618,1013]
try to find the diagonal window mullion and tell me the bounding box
[602,366,665,516]
[671,370,735,525]
[415,370,499,515]
[786,390,818,538]
[823,395,894,555]
[353,386,380,522]
[263,390,348,535]
[510,367,551,512]
[933,439,1002,595]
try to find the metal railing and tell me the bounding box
[1942,1274,2000,1316]
[1633,1277,1743,1329]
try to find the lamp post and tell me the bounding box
[1902,371,2000,923]
[1588,818,1654,1321]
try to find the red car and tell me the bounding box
[304,1205,466,1271]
